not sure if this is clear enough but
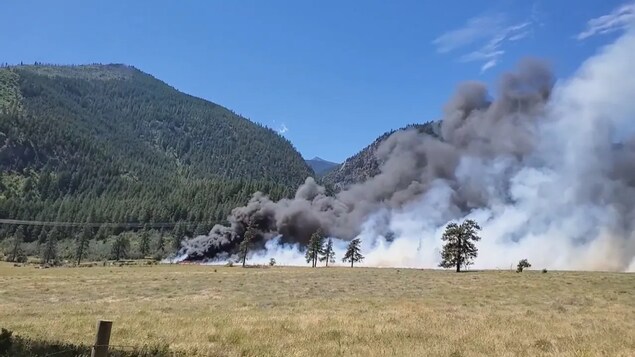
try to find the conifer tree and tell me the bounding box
[319,237,336,267]
[75,225,91,265]
[438,219,481,272]
[9,226,25,262]
[111,235,130,261]
[517,259,531,273]
[172,221,187,252]
[43,227,59,264]
[156,230,166,258]
[239,227,255,268]
[37,228,48,245]
[139,226,151,257]
[305,229,325,268]
[342,238,364,267]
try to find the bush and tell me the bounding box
[542,268,548,274]
[269,258,276,266]
[226,260,234,267]
[517,259,531,273]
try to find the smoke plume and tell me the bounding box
[179,27,635,271]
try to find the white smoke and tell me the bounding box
[226,27,635,272]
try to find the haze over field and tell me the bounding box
[181,26,635,272]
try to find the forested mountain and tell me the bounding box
[0,64,313,246]
[305,157,338,176]
[322,122,439,190]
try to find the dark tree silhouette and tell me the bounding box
[438,219,481,272]
[342,238,364,268]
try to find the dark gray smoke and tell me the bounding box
[179,31,635,271]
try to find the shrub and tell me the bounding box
[269,258,276,266]
[226,260,234,267]
[542,268,548,274]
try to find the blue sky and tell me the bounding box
[1,1,633,162]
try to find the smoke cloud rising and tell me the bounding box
[179,27,635,271]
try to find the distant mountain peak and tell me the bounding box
[305,157,338,177]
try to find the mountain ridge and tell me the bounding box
[0,63,313,238]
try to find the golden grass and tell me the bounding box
[1,262,634,356]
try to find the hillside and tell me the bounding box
[322,122,439,190]
[0,64,313,242]
[305,157,338,176]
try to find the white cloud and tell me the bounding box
[277,123,289,135]
[433,14,506,53]
[433,14,534,72]
[577,3,635,40]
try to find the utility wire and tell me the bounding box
[0,219,215,229]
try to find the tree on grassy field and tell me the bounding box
[239,227,256,267]
[517,259,531,273]
[75,211,94,265]
[319,237,336,267]
[305,229,325,268]
[43,227,58,264]
[37,228,48,245]
[139,226,151,257]
[342,238,364,267]
[9,226,25,262]
[75,225,91,265]
[156,230,166,259]
[172,221,187,252]
[111,235,130,261]
[439,219,481,273]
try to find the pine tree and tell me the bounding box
[172,221,187,252]
[305,229,325,268]
[111,235,130,261]
[438,219,481,272]
[319,237,336,267]
[139,226,151,257]
[9,226,25,262]
[37,228,48,246]
[239,227,255,268]
[517,259,531,273]
[75,225,91,265]
[43,227,59,264]
[342,238,364,267]
[156,230,166,258]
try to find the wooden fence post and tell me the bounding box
[91,320,112,357]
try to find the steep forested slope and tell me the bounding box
[322,122,439,190]
[0,64,312,241]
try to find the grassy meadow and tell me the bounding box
[1,262,634,356]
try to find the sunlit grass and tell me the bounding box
[1,262,634,356]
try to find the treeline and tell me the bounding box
[0,223,187,264]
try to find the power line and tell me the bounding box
[0,219,214,229]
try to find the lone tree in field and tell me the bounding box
[239,227,256,267]
[439,219,481,273]
[517,259,531,273]
[305,229,325,267]
[319,237,336,267]
[342,238,364,267]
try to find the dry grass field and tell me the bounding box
[1,262,634,356]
